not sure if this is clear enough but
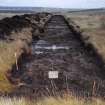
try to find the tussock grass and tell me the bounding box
[0,28,32,92]
[0,95,104,105]
[0,97,31,105]
[0,40,24,92]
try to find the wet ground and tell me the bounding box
[10,15,105,98]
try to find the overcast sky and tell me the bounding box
[0,0,105,8]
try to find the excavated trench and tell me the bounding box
[9,15,105,98]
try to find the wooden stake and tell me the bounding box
[92,81,96,96]
[15,53,18,71]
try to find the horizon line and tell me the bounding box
[0,6,104,9]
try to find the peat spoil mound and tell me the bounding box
[0,13,52,40]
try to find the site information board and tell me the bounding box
[48,71,59,79]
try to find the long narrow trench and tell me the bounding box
[10,15,105,98]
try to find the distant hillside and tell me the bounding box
[0,7,105,14]
[0,7,81,13]
[68,8,105,15]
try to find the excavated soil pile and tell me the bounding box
[0,13,52,40]
[8,15,105,98]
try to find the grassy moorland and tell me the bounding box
[65,12,105,61]
[0,13,24,20]
[0,11,105,104]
